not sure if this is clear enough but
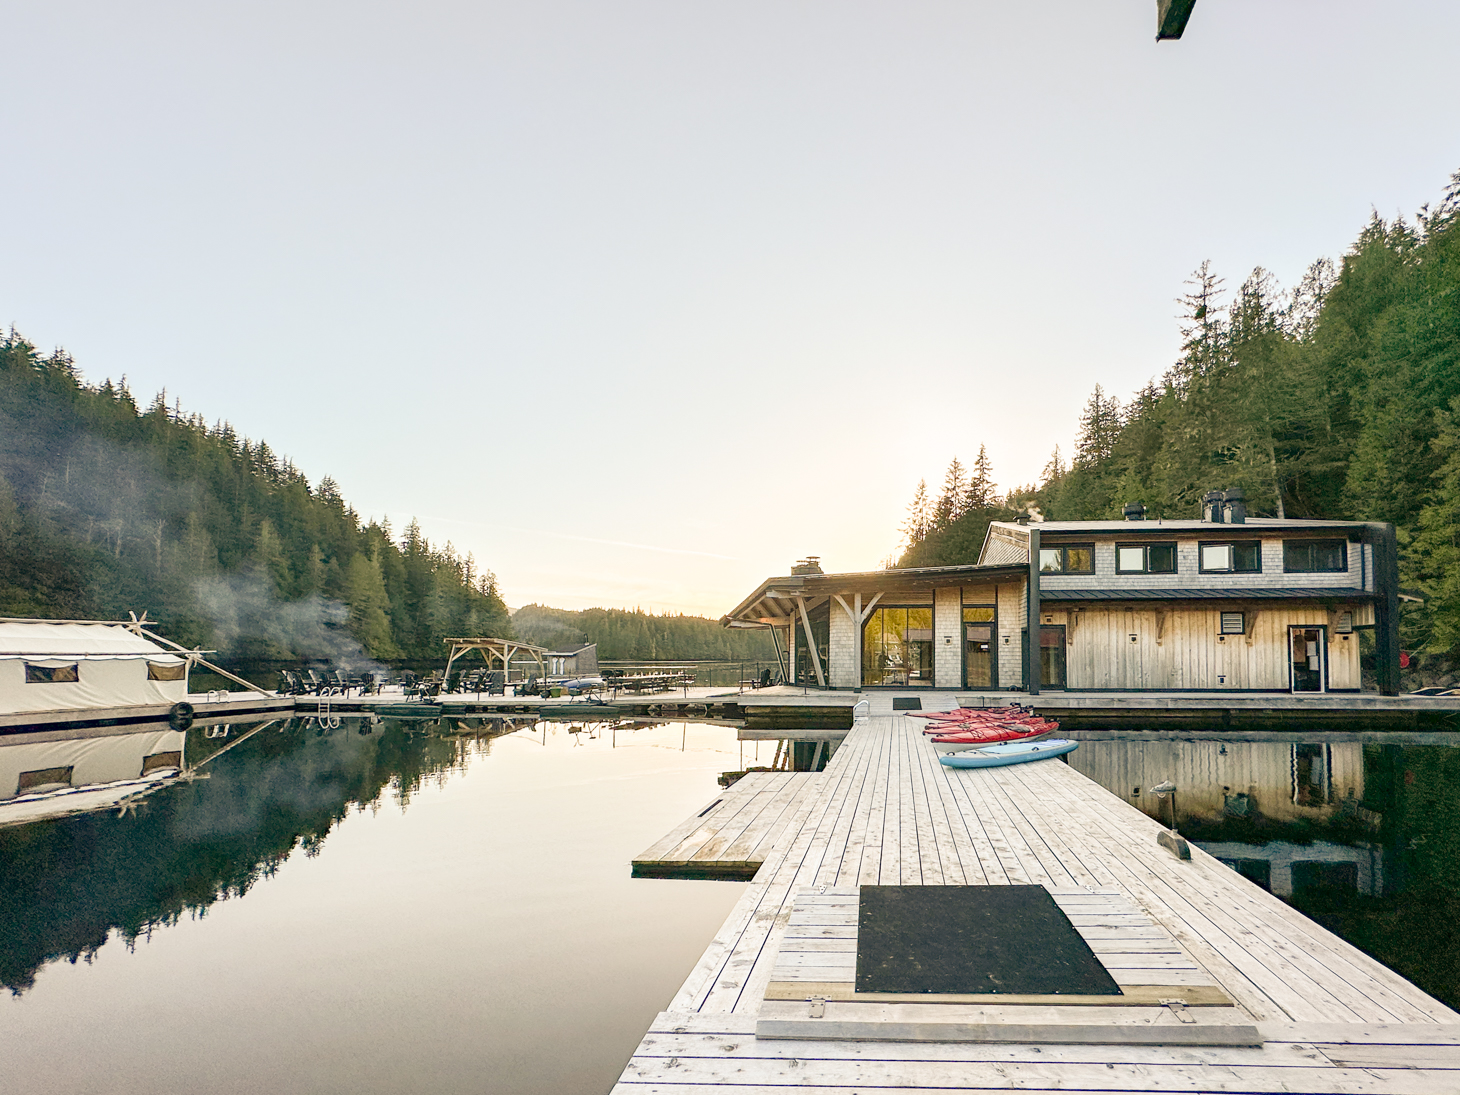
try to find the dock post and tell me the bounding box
[1026,526,1042,696]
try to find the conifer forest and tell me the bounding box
[899,173,1460,666]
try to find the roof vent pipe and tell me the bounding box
[1123,502,1146,521]
[1222,489,1246,525]
[1201,490,1225,523]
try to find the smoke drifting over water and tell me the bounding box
[194,570,386,674]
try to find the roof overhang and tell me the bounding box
[721,563,1028,628]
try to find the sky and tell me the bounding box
[3,1,1458,617]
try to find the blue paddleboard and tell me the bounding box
[938,738,1078,768]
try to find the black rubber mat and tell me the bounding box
[855,885,1122,996]
[891,697,922,710]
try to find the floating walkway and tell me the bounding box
[615,704,1460,1093]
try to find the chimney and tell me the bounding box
[1123,502,1146,521]
[1222,489,1246,524]
[791,556,823,576]
[1201,490,1225,523]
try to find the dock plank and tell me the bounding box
[625,708,1460,1095]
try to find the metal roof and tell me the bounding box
[997,518,1373,535]
[722,562,1029,627]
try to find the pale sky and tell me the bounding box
[4,1,1457,616]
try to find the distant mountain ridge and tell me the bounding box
[512,603,772,661]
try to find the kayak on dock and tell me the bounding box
[910,705,1034,722]
[938,738,1078,768]
[922,711,1050,735]
[929,719,1059,744]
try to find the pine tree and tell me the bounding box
[1074,386,1122,467]
[901,479,932,545]
[931,458,968,529]
[967,445,996,509]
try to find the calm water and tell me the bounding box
[0,716,749,1095]
[4,720,1460,1095]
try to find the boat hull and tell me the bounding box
[938,739,1078,768]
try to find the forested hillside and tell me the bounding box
[512,604,773,661]
[0,332,509,664]
[899,171,1460,659]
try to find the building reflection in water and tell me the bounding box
[1068,738,1387,898]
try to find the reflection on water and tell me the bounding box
[1071,734,1460,1009]
[0,714,745,1095]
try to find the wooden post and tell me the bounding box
[796,596,827,688]
[1026,526,1042,696]
[1371,522,1400,696]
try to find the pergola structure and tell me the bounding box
[441,637,551,684]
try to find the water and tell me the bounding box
[4,721,1460,1094]
[0,716,749,1095]
[1067,733,1460,1011]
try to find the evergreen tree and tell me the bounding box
[931,457,968,529]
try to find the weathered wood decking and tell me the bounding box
[633,771,821,880]
[614,695,1460,1093]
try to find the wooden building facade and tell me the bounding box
[722,506,1401,695]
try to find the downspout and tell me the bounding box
[1026,527,1041,696]
[1371,523,1400,696]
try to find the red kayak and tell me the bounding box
[911,706,1033,721]
[930,721,1058,744]
[922,714,1045,735]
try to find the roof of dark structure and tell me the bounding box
[723,562,1029,626]
[1040,587,1374,601]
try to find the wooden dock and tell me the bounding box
[615,703,1460,1093]
[632,771,821,880]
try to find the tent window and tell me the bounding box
[18,767,74,793]
[25,663,79,683]
[142,752,183,775]
[147,662,187,681]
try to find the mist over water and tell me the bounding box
[194,570,388,675]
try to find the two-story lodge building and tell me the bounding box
[722,494,1401,696]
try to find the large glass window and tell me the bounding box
[862,606,934,687]
[1200,542,1261,573]
[1283,539,1348,573]
[1116,543,1177,574]
[1038,543,1094,574]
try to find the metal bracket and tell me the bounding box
[807,996,826,1018]
[1160,998,1196,1024]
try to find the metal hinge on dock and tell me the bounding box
[1160,998,1196,1023]
[807,996,826,1018]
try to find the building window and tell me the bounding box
[1038,543,1095,574]
[1116,543,1177,574]
[1284,539,1348,573]
[1220,612,1246,635]
[1200,542,1261,573]
[24,663,79,684]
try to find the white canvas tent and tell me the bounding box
[0,620,189,716]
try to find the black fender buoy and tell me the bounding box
[169,701,195,731]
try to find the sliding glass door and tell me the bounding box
[862,606,934,687]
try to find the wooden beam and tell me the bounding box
[1027,526,1041,696]
[795,596,827,688]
